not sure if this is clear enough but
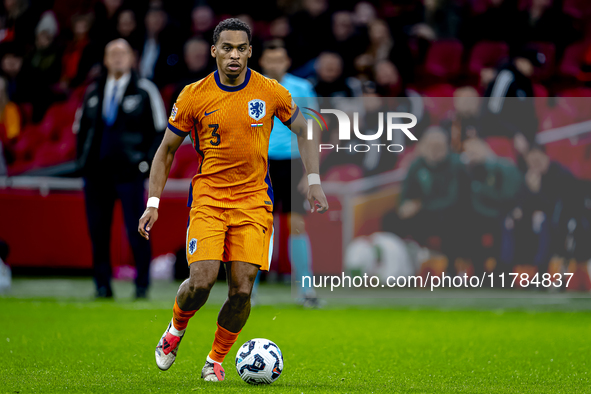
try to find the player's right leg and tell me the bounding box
[156,205,227,370]
[155,260,220,370]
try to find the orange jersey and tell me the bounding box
[168,68,299,210]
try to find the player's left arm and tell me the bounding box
[289,110,329,213]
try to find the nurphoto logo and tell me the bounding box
[303,108,418,153]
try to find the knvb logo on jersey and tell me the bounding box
[188,238,197,255]
[248,99,266,121]
[303,108,418,153]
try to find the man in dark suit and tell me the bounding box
[76,39,167,299]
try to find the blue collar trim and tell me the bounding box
[214,68,251,92]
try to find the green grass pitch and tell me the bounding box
[1,279,590,393]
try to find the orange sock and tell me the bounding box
[172,298,197,331]
[208,323,241,363]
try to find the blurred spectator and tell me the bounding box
[191,5,215,44]
[355,19,414,83]
[441,86,481,152]
[180,37,211,83]
[328,11,367,77]
[514,0,579,56]
[312,52,360,98]
[115,9,141,50]
[383,127,467,271]
[462,0,520,48]
[463,137,522,275]
[410,0,465,41]
[352,1,377,27]
[481,49,540,158]
[0,75,19,169]
[138,6,182,87]
[269,16,290,39]
[0,0,37,48]
[288,0,331,71]
[504,145,585,271]
[373,58,429,133]
[21,11,62,122]
[60,13,93,89]
[0,42,24,102]
[236,14,262,70]
[374,59,403,97]
[139,7,165,80]
[75,39,167,299]
[90,0,123,46]
[170,37,213,109]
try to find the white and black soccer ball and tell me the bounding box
[235,338,283,385]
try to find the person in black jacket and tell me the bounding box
[76,39,167,299]
[480,48,542,165]
[505,145,584,273]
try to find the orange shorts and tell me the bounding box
[186,205,274,271]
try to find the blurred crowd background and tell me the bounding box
[1,0,591,290]
[1,0,591,175]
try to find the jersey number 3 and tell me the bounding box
[209,124,221,146]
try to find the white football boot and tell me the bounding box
[155,321,184,371]
[201,356,225,381]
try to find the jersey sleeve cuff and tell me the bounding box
[168,122,190,137]
[282,106,300,126]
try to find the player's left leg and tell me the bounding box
[201,261,259,382]
[202,206,273,382]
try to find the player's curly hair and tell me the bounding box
[213,18,252,45]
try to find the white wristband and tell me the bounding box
[308,173,321,186]
[147,197,160,209]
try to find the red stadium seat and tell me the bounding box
[484,136,516,163]
[7,159,35,175]
[533,83,548,97]
[559,41,588,78]
[421,84,456,124]
[70,85,88,103]
[545,138,591,179]
[468,41,509,75]
[556,89,591,122]
[557,87,591,97]
[517,0,530,10]
[421,83,456,98]
[526,42,556,81]
[57,129,77,160]
[18,103,33,125]
[563,0,591,19]
[33,142,67,167]
[37,107,60,141]
[469,0,489,15]
[424,40,464,78]
[12,125,43,162]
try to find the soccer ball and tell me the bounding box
[235,338,283,385]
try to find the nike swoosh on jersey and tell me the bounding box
[204,109,220,116]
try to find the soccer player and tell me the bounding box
[138,19,328,382]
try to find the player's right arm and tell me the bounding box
[139,85,194,240]
[138,128,185,240]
